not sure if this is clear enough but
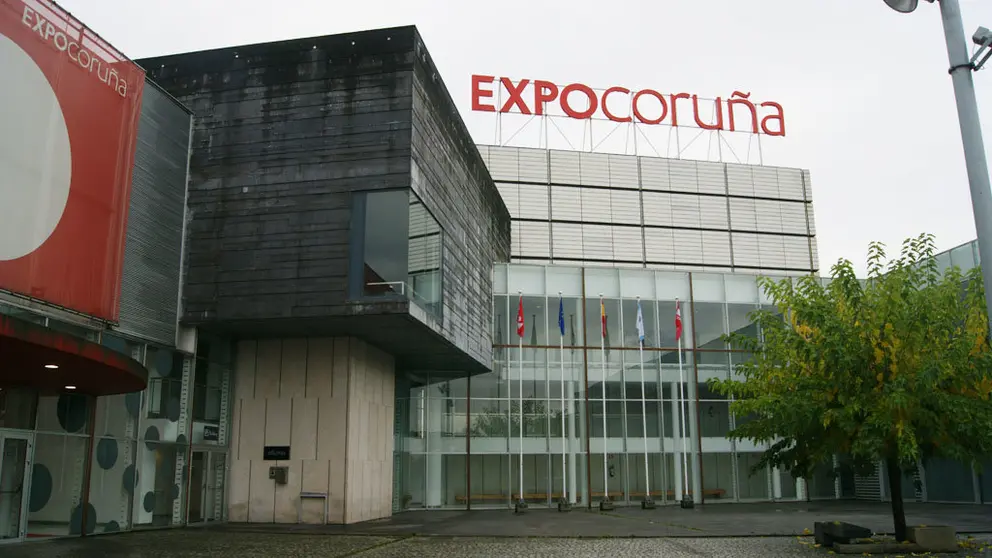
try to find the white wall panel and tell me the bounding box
[757,234,787,269]
[517,222,551,259]
[698,196,729,228]
[726,164,754,197]
[642,192,674,227]
[550,150,581,184]
[644,229,676,262]
[731,232,761,268]
[517,183,549,220]
[671,193,702,229]
[518,147,549,182]
[701,231,732,266]
[610,190,641,225]
[754,200,784,233]
[806,204,817,235]
[729,198,757,231]
[581,188,612,222]
[581,224,614,259]
[668,159,699,193]
[608,154,639,188]
[777,167,805,200]
[579,152,611,186]
[612,226,644,262]
[673,229,704,264]
[551,185,582,221]
[780,203,808,234]
[696,161,726,195]
[751,166,779,198]
[552,222,584,259]
[783,236,813,270]
[802,170,814,201]
[640,157,671,191]
[487,147,519,182]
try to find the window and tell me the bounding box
[354,189,443,319]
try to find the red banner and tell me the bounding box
[0,0,144,321]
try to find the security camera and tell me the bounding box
[974,26,992,47]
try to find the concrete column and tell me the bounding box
[772,466,783,500]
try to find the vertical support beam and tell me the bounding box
[172,355,194,525]
[581,267,592,508]
[78,394,98,536]
[688,274,704,504]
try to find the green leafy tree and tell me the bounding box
[710,234,992,541]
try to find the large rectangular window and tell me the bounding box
[356,189,442,320]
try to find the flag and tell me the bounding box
[675,299,683,342]
[600,298,607,339]
[569,314,577,347]
[516,295,525,338]
[636,299,645,346]
[558,296,565,337]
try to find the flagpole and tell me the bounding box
[516,291,526,513]
[676,298,690,506]
[637,297,652,508]
[558,292,568,510]
[599,293,610,509]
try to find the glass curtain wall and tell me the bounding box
[393,263,811,509]
[0,313,233,540]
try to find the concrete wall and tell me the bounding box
[228,337,394,524]
[409,29,512,369]
[138,29,415,325]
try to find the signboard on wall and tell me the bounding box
[0,0,145,321]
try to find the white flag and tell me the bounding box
[635,299,645,345]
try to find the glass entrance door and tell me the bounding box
[187,450,226,524]
[0,432,33,542]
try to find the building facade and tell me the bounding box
[1,7,989,547]
[138,26,511,525]
[0,0,206,539]
[395,255,992,511]
[482,145,819,275]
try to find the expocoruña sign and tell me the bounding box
[471,75,786,137]
[0,0,145,321]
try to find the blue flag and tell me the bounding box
[558,296,565,337]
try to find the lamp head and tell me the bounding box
[974,26,992,47]
[884,0,919,13]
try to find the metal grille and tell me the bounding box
[854,463,883,501]
[116,80,191,345]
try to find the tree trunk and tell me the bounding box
[885,457,908,542]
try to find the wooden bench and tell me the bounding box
[454,488,726,503]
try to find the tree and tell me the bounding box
[710,234,992,541]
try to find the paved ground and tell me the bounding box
[214,501,992,537]
[5,531,992,557]
[4,502,991,557]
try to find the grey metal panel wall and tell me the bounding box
[115,80,191,346]
[409,31,512,370]
[487,145,818,275]
[138,28,416,324]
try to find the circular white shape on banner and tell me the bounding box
[0,34,72,261]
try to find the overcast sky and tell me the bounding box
[58,0,992,275]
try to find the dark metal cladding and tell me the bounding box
[136,26,510,373]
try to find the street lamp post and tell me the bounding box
[885,0,992,325]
